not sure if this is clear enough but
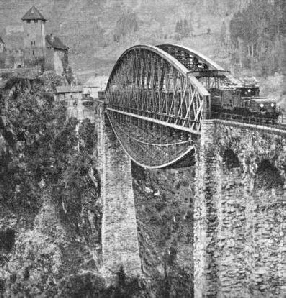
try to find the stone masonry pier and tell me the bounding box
[97,102,142,280]
[96,94,286,295]
[194,119,286,298]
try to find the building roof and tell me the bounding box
[21,6,47,22]
[56,85,83,94]
[46,34,69,51]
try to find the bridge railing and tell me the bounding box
[209,112,286,130]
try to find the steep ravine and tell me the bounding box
[132,162,195,296]
[0,158,197,296]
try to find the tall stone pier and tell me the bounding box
[194,120,220,297]
[96,93,286,296]
[96,100,141,280]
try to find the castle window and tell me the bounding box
[32,50,35,55]
[34,20,38,23]
[27,20,31,24]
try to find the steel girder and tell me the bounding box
[106,110,196,169]
[157,44,239,90]
[105,44,209,168]
[106,45,209,134]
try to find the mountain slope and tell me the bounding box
[0,0,258,76]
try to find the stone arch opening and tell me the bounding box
[254,159,284,190]
[223,149,240,169]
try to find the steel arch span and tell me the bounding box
[105,44,210,168]
[157,44,240,89]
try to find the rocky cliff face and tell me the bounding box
[132,163,195,296]
[0,189,100,297]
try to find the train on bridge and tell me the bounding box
[209,77,280,123]
[157,44,281,124]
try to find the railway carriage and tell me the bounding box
[209,79,280,122]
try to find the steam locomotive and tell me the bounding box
[210,78,280,122]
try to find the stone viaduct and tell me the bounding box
[97,107,286,297]
[195,120,286,297]
[95,44,286,297]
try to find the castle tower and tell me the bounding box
[21,6,47,58]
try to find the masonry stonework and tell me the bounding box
[97,98,286,295]
[99,110,142,280]
[195,119,286,298]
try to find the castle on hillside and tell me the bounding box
[0,6,69,75]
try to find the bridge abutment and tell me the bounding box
[195,119,286,298]
[97,104,141,281]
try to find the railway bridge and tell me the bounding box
[95,44,286,297]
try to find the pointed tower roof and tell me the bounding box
[21,6,47,22]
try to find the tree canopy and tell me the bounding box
[229,0,285,75]
[113,11,139,42]
[0,77,97,228]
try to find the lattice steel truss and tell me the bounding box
[106,45,210,134]
[104,44,211,168]
[107,111,195,168]
[157,44,239,90]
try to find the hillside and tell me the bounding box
[0,0,247,75]
[0,0,284,99]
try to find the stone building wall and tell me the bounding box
[53,49,65,75]
[23,20,45,50]
[45,48,63,74]
[24,47,45,61]
[195,119,286,298]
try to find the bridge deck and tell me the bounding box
[107,108,201,134]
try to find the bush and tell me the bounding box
[0,229,15,251]
[58,273,105,298]
[55,268,147,298]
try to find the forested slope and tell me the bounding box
[0,75,102,296]
[1,0,284,95]
[0,0,258,74]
